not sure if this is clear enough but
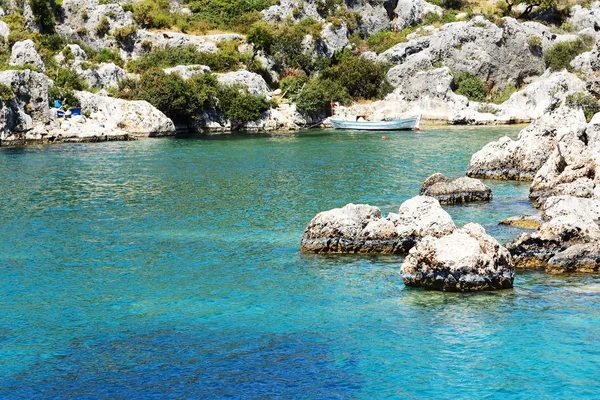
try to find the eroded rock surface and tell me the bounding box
[300,196,455,254]
[466,107,587,180]
[420,173,492,204]
[401,223,514,291]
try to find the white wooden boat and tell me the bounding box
[330,116,420,131]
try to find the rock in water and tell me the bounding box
[466,107,587,180]
[507,196,600,269]
[547,243,600,274]
[300,196,455,254]
[498,215,542,230]
[401,223,514,291]
[419,173,492,204]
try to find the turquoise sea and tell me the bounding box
[1,127,600,399]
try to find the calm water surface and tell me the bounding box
[1,126,599,399]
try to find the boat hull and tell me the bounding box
[330,118,419,131]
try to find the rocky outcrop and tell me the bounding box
[9,40,46,72]
[529,112,600,204]
[401,223,514,291]
[380,16,546,92]
[419,173,492,204]
[0,69,50,140]
[0,20,9,41]
[466,107,587,180]
[216,70,272,98]
[318,22,350,57]
[568,3,600,31]
[507,196,600,270]
[80,63,127,89]
[546,243,600,274]
[75,91,176,136]
[164,65,211,80]
[495,70,586,121]
[300,196,455,254]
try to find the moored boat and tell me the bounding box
[330,116,421,131]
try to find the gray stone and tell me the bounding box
[75,91,176,136]
[420,173,492,204]
[216,70,272,98]
[9,40,46,72]
[547,243,600,274]
[300,196,455,254]
[499,215,543,230]
[163,65,212,80]
[0,20,9,42]
[401,223,514,291]
[466,107,587,180]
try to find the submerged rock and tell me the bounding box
[499,215,543,230]
[419,173,492,204]
[401,223,514,291]
[300,196,455,254]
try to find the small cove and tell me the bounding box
[1,126,599,398]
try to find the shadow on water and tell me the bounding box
[0,329,362,399]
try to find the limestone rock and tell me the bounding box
[568,3,600,31]
[0,20,9,41]
[216,70,272,98]
[9,40,46,72]
[466,107,587,180]
[496,70,586,121]
[0,69,50,140]
[300,196,455,254]
[80,63,127,89]
[547,243,600,274]
[163,65,211,80]
[507,196,600,269]
[419,173,492,204]
[75,91,176,136]
[319,22,350,57]
[401,223,514,291]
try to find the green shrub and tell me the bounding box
[247,21,275,55]
[321,56,391,100]
[93,48,124,67]
[491,83,518,104]
[126,44,243,73]
[216,84,270,123]
[477,103,498,114]
[1,14,25,31]
[48,85,79,108]
[186,0,278,31]
[565,92,600,122]
[53,67,89,91]
[116,70,218,121]
[132,0,171,28]
[544,38,592,72]
[366,31,408,54]
[96,16,110,37]
[453,72,486,102]
[280,74,308,98]
[114,25,138,45]
[294,77,350,115]
[121,3,134,13]
[29,0,56,33]
[528,36,542,49]
[0,82,13,104]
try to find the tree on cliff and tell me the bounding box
[502,0,557,18]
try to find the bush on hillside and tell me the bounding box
[453,72,487,102]
[126,44,244,73]
[294,78,350,115]
[117,70,218,120]
[29,0,56,33]
[185,0,277,32]
[543,38,592,72]
[216,84,270,123]
[0,82,13,104]
[280,75,308,98]
[132,0,172,28]
[565,92,600,122]
[96,16,110,37]
[321,56,392,100]
[114,26,138,45]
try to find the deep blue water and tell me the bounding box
[1,127,599,399]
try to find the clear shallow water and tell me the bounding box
[1,126,600,398]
